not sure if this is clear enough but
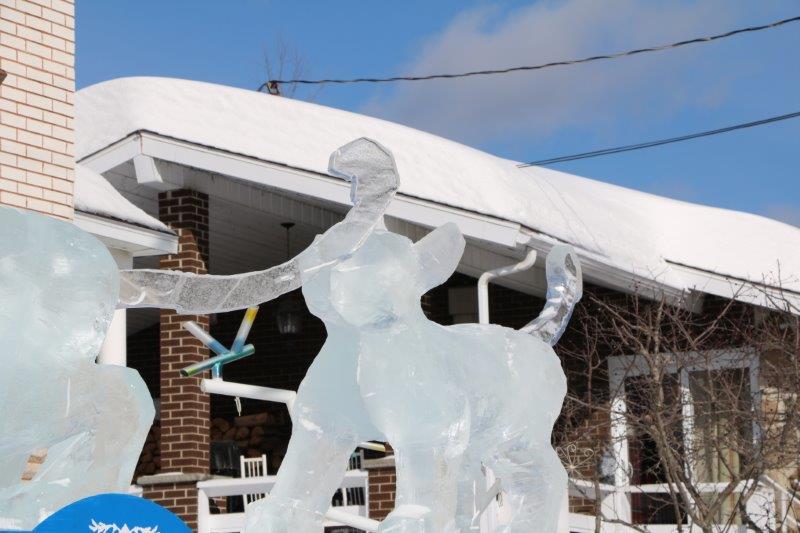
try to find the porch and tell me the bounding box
[87,153,798,530]
[567,477,798,532]
[80,131,568,527]
[196,470,372,533]
[188,473,796,532]
[84,150,798,530]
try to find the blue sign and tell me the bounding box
[2,493,191,533]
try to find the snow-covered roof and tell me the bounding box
[76,77,800,296]
[75,163,172,234]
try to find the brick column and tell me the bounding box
[140,189,210,529]
[158,188,210,475]
[364,456,397,521]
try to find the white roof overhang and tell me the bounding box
[79,130,698,307]
[74,211,177,256]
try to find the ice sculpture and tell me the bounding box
[0,207,154,530]
[244,229,579,532]
[117,138,581,532]
[118,139,398,314]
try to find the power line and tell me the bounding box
[518,110,800,167]
[262,15,800,88]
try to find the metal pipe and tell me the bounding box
[477,248,537,324]
[200,378,386,453]
[201,378,297,408]
[182,320,228,355]
[232,306,259,352]
[326,508,380,532]
[358,442,387,453]
[472,478,503,526]
[180,344,255,377]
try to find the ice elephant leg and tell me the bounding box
[243,423,360,532]
[244,331,377,533]
[453,449,489,531]
[376,444,464,533]
[356,328,469,532]
[486,433,567,533]
[0,364,153,524]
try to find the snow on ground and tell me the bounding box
[76,77,800,293]
[75,163,171,233]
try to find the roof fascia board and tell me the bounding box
[134,131,522,247]
[77,132,703,308]
[132,153,181,190]
[74,212,178,256]
[79,133,141,174]
[668,262,800,314]
[518,230,700,311]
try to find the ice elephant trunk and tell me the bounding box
[117,138,400,314]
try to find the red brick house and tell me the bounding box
[70,77,800,531]
[3,11,800,530]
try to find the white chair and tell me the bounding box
[332,450,368,508]
[345,450,366,506]
[240,454,268,507]
[348,449,364,471]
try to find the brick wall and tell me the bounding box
[142,481,200,531]
[158,189,211,475]
[366,464,397,521]
[0,0,74,218]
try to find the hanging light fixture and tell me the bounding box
[276,222,303,335]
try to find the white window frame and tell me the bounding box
[606,347,760,523]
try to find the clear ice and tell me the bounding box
[114,138,582,532]
[118,138,399,315]
[0,208,154,530]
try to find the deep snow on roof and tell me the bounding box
[76,77,799,293]
[75,163,172,233]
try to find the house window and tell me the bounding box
[448,286,478,324]
[608,349,760,525]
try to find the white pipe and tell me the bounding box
[358,441,387,453]
[326,508,380,531]
[99,249,132,366]
[201,379,384,452]
[99,307,128,366]
[472,478,503,526]
[477,249,537,325]
[197,487,210,533]
[201,378,297,408]
[475,248,537,531]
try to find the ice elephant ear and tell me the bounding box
[0,206,119,365]
[413,222,466,294]
[118,137,399,314]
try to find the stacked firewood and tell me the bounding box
[134,424,161,477]
[133,410,291,478]
[211,410,290,474]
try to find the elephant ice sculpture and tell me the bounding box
[248,229,579,532]
[118,138,581,532]
[0,208,154,530]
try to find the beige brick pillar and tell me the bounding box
[0,0,75,218]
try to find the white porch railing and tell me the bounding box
[196,470,375,533]
[567,476,798,532]
[194,469,795,531]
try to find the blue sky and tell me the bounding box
[77,1,799,226]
